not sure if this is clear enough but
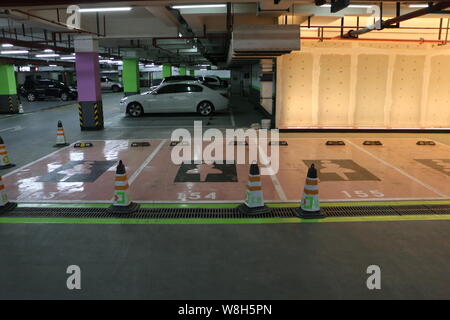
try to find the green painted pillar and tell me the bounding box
[0,64,20,114]
[179,66,186,76]
[162,64,172,78]
[189,69,195,76]
[122,58,140,96]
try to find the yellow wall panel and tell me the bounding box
[390,55,425,127]
[354,54,389,126]
[277,41,450,129]
[278,52,314,127]
[426,56,450,127]
[318,54,351,126]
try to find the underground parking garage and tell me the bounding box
[0,0,450,303]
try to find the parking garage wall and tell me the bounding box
[276,41,450,129]
[16,72,63,85]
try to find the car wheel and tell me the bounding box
[60,92,69,101]
[127,102,144,117]
[112,85,120,92]
[26,93,36,102]
[197,101,214,116]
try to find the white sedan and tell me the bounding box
[120,81,229,117]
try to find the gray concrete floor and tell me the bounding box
[0,221,449,299]
[1,94,450,299]
[21,97,77,113]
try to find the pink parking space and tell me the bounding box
[3,140,160,202]
[3,138,449,204]
[129,140,282,202]
[346,138,450,199]
[268,138,445,201]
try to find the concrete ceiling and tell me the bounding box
[0,1,448,67]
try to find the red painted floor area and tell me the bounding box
[3,138,450,203]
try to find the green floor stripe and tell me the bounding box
[2,215,450,225]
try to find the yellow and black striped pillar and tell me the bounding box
[75,51,105,130]
[78,101,104,130]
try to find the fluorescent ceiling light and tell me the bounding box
[60,56,76,60]
[1,44,13,48]
[78,7,132,13]
[44,49,54,52]
[171,4,226,9]
[35,53,60,58]
[409,4,429,8]
[321,4,372,9]
[49,64,57,67]
[1,50,28,54]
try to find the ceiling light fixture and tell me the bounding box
[60,56,76,60]
[0,50,29,54]
[171,4,226,9]
[78,7,132,13]
[1,43,14,48]
[35,53,60,58]
[409,4,429,8]
[321,4,372,9]
[44,49,54,52]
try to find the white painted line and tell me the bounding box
[3,143,75,178]
[0,125,24,133]
[128,139,167,185]
[258,145,288,201]
[345,139,448,198]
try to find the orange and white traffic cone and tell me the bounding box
[54,120,69,147]
[0,175,17,213]
[108,160,139,213]
[238,162,271,215]
[296,164,324,219]
[0,136,15,170]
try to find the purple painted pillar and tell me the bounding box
[75,52,104,130]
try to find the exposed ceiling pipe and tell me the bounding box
[0,37,122,61]
[342,1,450,38]
[0,36,73,53]
[302,37,447,44]
[11,9,100,36]
[0,56,74,67]
[152,36,227,64]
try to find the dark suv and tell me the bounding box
[20,78,77,102]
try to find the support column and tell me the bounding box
[75,36,104,130]
[179,66,186,76]
[122,58,140,96]
[0,64,20,114]
[65,71,75,86]
[162,64,172,78]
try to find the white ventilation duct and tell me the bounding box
[228,24,300,64]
